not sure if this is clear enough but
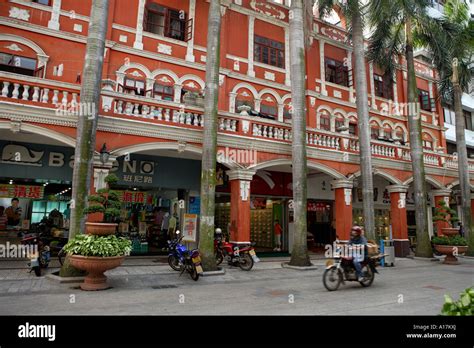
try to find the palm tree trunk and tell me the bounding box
[60,0,110,277]
[352,6,375,241]
[452,60,474,255]
[288,0,310,267]
[405,17,432,258]
[198,0,221,271]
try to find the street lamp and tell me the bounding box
[99,143,110,165]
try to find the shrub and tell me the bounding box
[433,200,459,228]
[441,287,474,316]
[83,204,105,214]
[432,235,467,246]
[63,234,131,257]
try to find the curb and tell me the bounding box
[46,273,85,284]
[412,256,443,262]
[201,267,225,276]
[281,262,318,270]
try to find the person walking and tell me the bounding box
[273,219,283,252]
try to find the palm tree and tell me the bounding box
[60,0,110,277]
[367,0,433,258]
[415,0,474,255]
[288,0,311,266]
[317,0,376,241]
[198,0,221,271]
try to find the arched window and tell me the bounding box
[383,126,392,141]
[259,94,278,120]
[319,112,331,131]
[395,126,405,144]
[153,74,174,100]
[422,133,434,150]
[370,122,380,140]
[349,118,358,136]
[123,76,146,96]
[335,116,345,131]
[181,79,202,103]
[235,88,255,113]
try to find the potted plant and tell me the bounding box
[432,235,468,265]
[63,234,131,290]
[433,199,459,237]
[83,174,121,235]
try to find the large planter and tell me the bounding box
[440,228,460,237]
[69,255,125,290]
[434,244,468,265]
[85,222,117,236]
[87,212,104,223]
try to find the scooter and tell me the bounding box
[167,231,189,271]
[21,233,50,277]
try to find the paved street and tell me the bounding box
[0,256,472,315]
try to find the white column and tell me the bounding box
[173,84,182,103]
[277,103,284,122]
[133,0,146,50]
[47,0,61,30]
[284,26,290,86]
[369,62,376,110]
[428,81,435,116]
[347,51,355,102]
[254,98,261,113]
[146,77,155,97]
[229,92,237,113]
[185,0,196,62]
[319,40,327,96]
[247,15,255,78]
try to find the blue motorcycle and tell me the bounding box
[167,233,188,271]
[167,231,203,281]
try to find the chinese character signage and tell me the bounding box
[0,185,44,199]
[182,214,198,242]
[118,191,147,204]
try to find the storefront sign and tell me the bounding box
[307,202,330,212]
[188,197,200,214]
[118,191,147,204]
[182,214,198,242]
[0,185,44,199]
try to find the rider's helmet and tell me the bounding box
[214,227,222,240]
[351,225,362,236]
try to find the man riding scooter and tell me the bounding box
[347,226,368,282]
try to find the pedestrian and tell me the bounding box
[5,198,22,227]
[458,222,464,238]
[0,206,7,230]
[273,219,283,252]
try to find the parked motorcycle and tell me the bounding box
[167,232,189,271]
[21,233,50,277]
[214,228,259,271]
[180,248,203,281]
[323,245,384,291]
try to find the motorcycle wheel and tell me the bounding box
[239,253,254,271]
[359,265,375,287]
[168,255,181,271]
[33,266,41,277]
[215,251,223,266]
[189,265,199,281]
[323,267,342,291]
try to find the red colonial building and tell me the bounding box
[0,0,473,256]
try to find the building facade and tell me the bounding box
[1,0,473,255]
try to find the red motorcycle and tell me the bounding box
[214,228,259,271]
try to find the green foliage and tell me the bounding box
[83,204,105,214]
[105,208,121,220]
[433,200,459,227]
[432,235,467,246]
[104,173,119,185]
[88,195,105,204]
[441,287,474,316]
[63,234,131,257]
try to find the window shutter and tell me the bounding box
[143,5,149,32]
[184,18,193,42]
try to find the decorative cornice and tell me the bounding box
[386,185,409,193]
[331,179,353,189]
[431,189,452,197]
[226,169,256,181]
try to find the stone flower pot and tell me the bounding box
[434,244,468,265]
[69,255,125,290]
[85,222,117,236]
[440,227,460,237]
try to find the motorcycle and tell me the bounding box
[167,232,189,271]
[21,233,50,277]
[180,248,203,281]
[323,244,384,291]
[214,230,259,271]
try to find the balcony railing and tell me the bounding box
[1,72,473,172]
